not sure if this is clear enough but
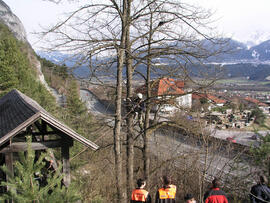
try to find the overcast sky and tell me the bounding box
[4,0,270,50]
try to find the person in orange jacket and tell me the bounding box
[155,176,177,203]
[131,179,152,203]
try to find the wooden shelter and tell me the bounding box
[0,89,98,186]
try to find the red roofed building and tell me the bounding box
[192,92,227,107]
[244,97,268,107]
[136,78,192,112]
[136,78,185,96]
[244,97,270,114]
[175,81,185,89]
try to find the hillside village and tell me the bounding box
[89,76,270,135]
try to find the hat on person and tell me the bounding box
[184,194,194,201]
[137,93,143,99]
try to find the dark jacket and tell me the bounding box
[155,185,176,203]
[133,97,145,113]
[204,188,228,203]
[250,184,270,203]
[131,188,151,203]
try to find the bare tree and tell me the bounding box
[123,1,228,184]
[41,0,231,202]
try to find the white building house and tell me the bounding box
[136,78,192,113]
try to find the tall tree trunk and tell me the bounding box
[114,47,125,203]
[125,0,134,198]
[114,1,127,202]
[143,12,153,182]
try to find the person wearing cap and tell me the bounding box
[203,177,228,203]
[155,176,177,203]
[133,93,145,124]
[131,179,152,203]
[250,175,270,203]
[184,194,196,203]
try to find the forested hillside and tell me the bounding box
[0,22,55,111]
[0,22,102,201]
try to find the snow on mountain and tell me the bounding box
[37,37,270,81]
[249,40,270,61]
[242,30,270,48]
[38,37,270,65]
[37,51,70,64]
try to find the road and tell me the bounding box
[80,89,114,116]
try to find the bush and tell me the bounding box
[0,137,81,202]
[251,108,266,126]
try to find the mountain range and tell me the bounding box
[37,38,270,81]
[37,38,270,65]
[2,0,270,82]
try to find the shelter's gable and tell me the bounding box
[0,89,99,188]
[0,89,98,150]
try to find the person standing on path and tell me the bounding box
[131,179,152,203]
[155,175,177,203]
[250,175,270,203]
[184,193,196,203]
[203,177,228,203]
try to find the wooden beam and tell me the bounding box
[31,131,59,136]
[5,152,13,178]
[41,120,47,141]
[61,144,70,187]
[0,140,72,153]
[46,123,61,134]
[5,152,14,199]
[34,120,47,135]
[41,120,47,133]
[13,132,59,141]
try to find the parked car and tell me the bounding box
[226,137,236,143]
[251,134,260,141]
[160,104,176,113]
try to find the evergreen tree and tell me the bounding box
[66,80,86,116]
[251,107,266,126]
[0,137,80,202]
[251,133,270,177]
[64,79,95,160]
[0,26,19,93]
[0,22,56,111]
[65,79,92,131]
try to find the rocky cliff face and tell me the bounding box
[0,0,27,42]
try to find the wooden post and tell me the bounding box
[5,152,14,203]
[5,152,14,181]
[61,145,70,187]
[41,120,47,141]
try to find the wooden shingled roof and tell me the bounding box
[0,89,98,150]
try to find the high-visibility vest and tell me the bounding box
[131,188,149,202]
[158,185,176,199]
